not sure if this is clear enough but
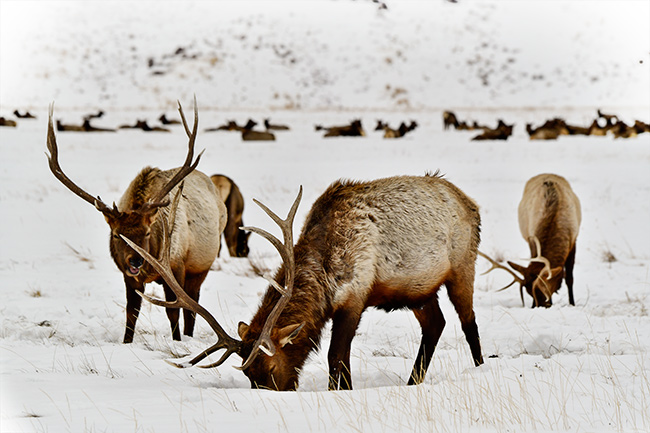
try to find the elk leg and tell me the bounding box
[446,277,484,367]
[123,277,144,344]
[163,269,185,341]
[328,307,362,391]
[565,243,576,306]
[182,271,208,337]
[408,296,446,385]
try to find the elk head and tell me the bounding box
[46,98,203,280]
[479,237,560,307]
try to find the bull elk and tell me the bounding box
[128,173,484,391]
[46,98,227,343]
[210,174,250,257]
[480,173,581,307]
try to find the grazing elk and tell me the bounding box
[480,173,581,307]
[442,111,459,130]
[131,173,484,391]
[46,98,227,343]
[210,174,250,257]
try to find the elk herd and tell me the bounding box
[444,109,650,140]
[45,97,631,392]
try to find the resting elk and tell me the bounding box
[127,173,484,391]
[46,98,227,343]
[210,174,250,257]
[480,173,581,307]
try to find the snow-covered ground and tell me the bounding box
[1,1,649,432]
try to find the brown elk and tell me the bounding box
[315,120,366,137]
[0,117,17,127]
[210,174,250,257]
[480,173,581,307]
[442,111,459,130]
[46,98,227,343]
[130,173,484,391]
[471,120,513,141]
[264,118,290,131]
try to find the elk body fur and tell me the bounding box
[210,174,250,257]
[238,173,484,390]
[514,173,581,307]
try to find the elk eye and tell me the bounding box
[112,233,120,239]
[145,232,151,238]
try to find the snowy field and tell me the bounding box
[1,1,650,433]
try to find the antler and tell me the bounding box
[237,186,303,371]
[142,96,205,211]
[46,103,119,217]
[477,251,525,306]
[121,185,242,369]
[528,236,552,280]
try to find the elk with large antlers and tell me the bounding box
[46,98,227,343]
[480,173,581,307]
[129,173,484,391]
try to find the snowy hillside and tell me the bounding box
[1,0,649,111]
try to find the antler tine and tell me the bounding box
[46,102,116,216]
[477,250,525,305]
[121,188,241,368]
[237,187,303,371]
[529,236,552,280]
[146,96,205,208]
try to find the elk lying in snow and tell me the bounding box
[210,174,250,257]
[46,98,227,343]
[480,173,581,307]
[315,119,366,137]
[130,173,484,391]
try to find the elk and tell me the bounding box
[130,173,484,391]
[480,173,581,307]
[264,118,290,131]
[0,117,17,127]
[315,120,365,137]
[442,111,459,130]
[471,120,513,141]
[46,98,227,343]
[210,174,250,257]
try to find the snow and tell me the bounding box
[1,1,650,432]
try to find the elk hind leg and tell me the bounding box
[565,243,576,306]
[446,275,483,367]
[182,270,208,337]
[408,295,446,385]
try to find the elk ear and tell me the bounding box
[238,321,250,339]
[278,322,305,348]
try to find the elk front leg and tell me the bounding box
[123,277,144,343]
[328,307,362,390]
[408,296,446,385]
